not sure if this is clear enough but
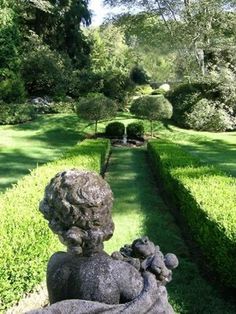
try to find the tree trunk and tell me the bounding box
[95,120,98,135]
[195,47,205,76]
[150,121,153,138]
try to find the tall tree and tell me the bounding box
[105,0,236,77]
[23,0,91,67]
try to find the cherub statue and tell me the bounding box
[112,236,178,285]
[29,169,178,314]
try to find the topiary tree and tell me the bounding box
[127,122,144,139]
[76,93,117,134]
[130,95,173,137]
[105,122,125,138]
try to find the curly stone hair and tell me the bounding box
[39,169,114,255]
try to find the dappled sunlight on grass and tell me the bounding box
[0,114,96,192]
[104,147,236,314]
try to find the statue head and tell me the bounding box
[39,169,114,255]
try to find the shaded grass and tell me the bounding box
[1,111,235,192]
[154,124,236,177]
[105,147,236,314]
[0,114,96,192]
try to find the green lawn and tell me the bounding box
[155,124,236,176]
[101,112,236,177]
[105,147,236,314]
[1,112,235,192]
[0,114,95,192]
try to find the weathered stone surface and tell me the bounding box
[27,170,178,314]
[39,170,114,256]
[28,273,173,314]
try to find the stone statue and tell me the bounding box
[28,169,178,314]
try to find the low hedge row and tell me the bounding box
[147,140,236,288]
[0,139,110,311]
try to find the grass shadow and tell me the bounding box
[106,147,236,314]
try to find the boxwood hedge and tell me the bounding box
[148,140,236,288]
[0,139,110,311]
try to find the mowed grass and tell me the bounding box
[0,111,235,192]
[101,113,236,177]
[105,147,236,314]
[0,114,96,192]
[153,123,236,177]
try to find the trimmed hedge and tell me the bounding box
[148,140,236,288]
[0,139,110,311]
[105,121,125,138]
[127,122,144,139]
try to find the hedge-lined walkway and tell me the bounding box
[105,147,236,314]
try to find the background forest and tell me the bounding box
[0,0,236,131]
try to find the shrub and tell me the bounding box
[130,65,150,85]
[0,74,26,103]
[0,103,36,125]
[148,140,236,288]
[102,70,134,103]
[166,82,207,125]
[127,122,144,139]
[76,93,117,134]
[184,99,236,131]
[32,101,75,114]
[167,78,236,130]
[130,95,173,137]
[0,139,110,311]
[69,70,103,98]
[21,41,69,97]
[105,122,125,138]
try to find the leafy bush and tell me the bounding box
[105,122,125,138]
[166,82,208,125]
[69,70,104,98]
[127,122,144,139]
[32,101,75,114]
[184,98,236,131]
[0,103,36,125]
[208,68,236,113]
[102,70,134,103]
[0,73,26,103]
[76,93,117,133]
[167,77,236,131]
[21,38,69,97]
[0,139,110,311]
[148,140,236,288]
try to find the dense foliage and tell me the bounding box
[148,139,236,288]
[0,139,110,311]
[0,103,36,125]
[167,77,236,131]
[0,0,91,102]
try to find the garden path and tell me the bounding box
[105,146,236,314]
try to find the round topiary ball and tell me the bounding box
[105,122,125,138]
[127,122,144,139]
